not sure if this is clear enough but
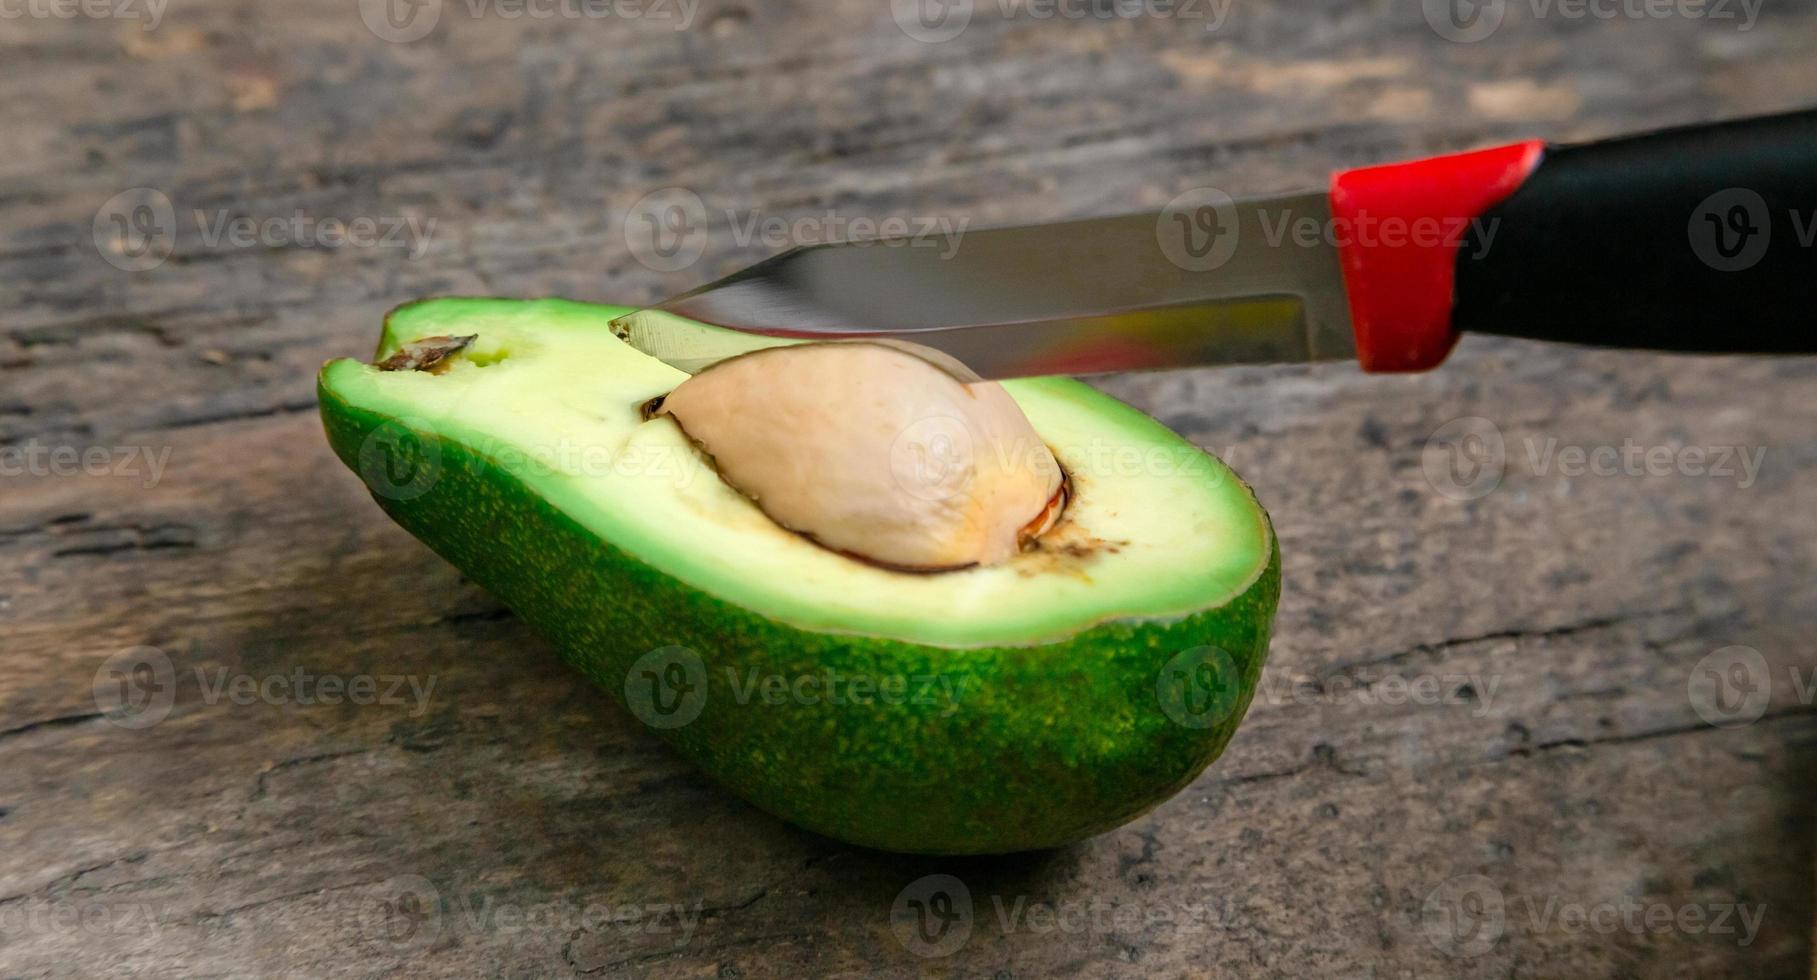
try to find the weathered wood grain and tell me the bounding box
[4,2,1817,977]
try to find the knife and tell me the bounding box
[611,109,1817,379]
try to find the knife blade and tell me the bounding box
[611,190,1357,380]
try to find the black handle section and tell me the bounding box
[1453,109,1817,354]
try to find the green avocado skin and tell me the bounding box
[320,375,1280,855]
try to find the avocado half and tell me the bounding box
[318,298,1280,855]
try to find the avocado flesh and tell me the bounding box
[319,297,1280,854]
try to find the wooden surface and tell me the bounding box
[4,3,1817,977]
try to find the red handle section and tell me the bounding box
[1329,140,1546,372]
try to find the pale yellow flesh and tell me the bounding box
[659,342,1063,570]
[324,300,1272,648]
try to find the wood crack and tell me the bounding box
[1324,606,1691,676]
[0,711,105,743]
[133,397,321,434]
[51,523,200,558]
[193,878,392,923]
[0,851,150,907]
[1502,705,1817,759]
[1219,743,1369,788]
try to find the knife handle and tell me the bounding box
[1328,109,1817,372]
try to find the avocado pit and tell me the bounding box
[654,341,1065,572]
